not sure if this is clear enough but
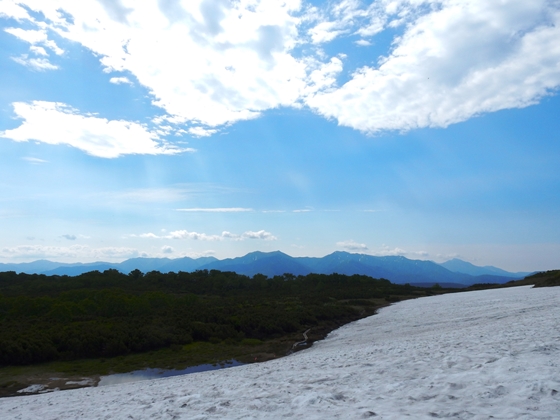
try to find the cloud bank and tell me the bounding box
[1,0,559,151]
[0,244,142,261]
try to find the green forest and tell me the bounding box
[0,269,436,367]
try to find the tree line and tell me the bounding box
[0,269,432,366]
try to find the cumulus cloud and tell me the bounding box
[337,240,368,251]
[0,1,31,20]
[161,245,174,254]
[306,0,560,133]
[371,245,429,258]
[1,0,308,131]
[109,76,133,85]
[4,26,64,71]
[1,0,560,138]
[0,101,187,158]
[241,230,278,240]
[354,39,371,46]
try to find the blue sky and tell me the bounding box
[1,0,559,271]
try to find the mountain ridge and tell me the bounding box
[438,258,532,278]
[0,252,531,287]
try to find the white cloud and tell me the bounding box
[303,56,344,96]
[11,55,58,71]
[370,245,429,258]
[5,0,309,131]
[176,208,253,213]
[61,234,77,240]
[133,228,277,241]
[109,76,133,85]
[188,127,218,138]
[168,230,222,241]
[220,231,238,239]
[306,0,560,133]
[4,26,64,71]
[4,27,64,55]
[29,46,48,56]
[241,230,277,240]
[138,233,160,239]
[309,21,347,44]
[354,39,371,46]
[1,101,187,158]
[2,0,559,137]
[185,250,216,258]
[337,240,368,251]
[0,244,141,261]
[0,0,32,21]
[22,156,47,164]
[371,246,407,256]
[161,245,174,254]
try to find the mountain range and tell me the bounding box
[0,251,533,287]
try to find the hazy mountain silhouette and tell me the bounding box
[439,258,531,278]
[2,251,528,286]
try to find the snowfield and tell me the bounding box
[1,286,559,419]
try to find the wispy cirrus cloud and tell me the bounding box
[176,208,253,213]
[11,55,58,71]
[131,229,277,241]
[22,156,47,164]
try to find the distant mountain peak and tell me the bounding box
[439,258,529,278]
[1,251,530,286]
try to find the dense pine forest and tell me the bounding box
[0,269,437,366]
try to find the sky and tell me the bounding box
[0,0,559,271]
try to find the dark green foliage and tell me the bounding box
[0,269,426,366]
[526,270,560,287]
